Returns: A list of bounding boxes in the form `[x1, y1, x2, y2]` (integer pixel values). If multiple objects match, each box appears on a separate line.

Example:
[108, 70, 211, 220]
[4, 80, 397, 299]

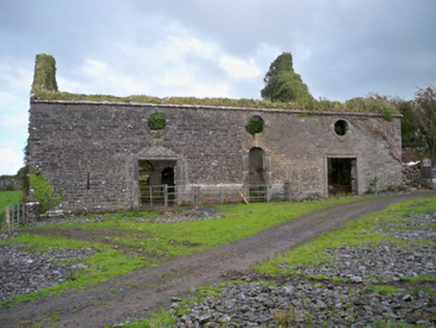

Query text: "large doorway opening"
[327, 158, 357, 197]
[248, 147, 266, 201]
[138, 159, 176, 204]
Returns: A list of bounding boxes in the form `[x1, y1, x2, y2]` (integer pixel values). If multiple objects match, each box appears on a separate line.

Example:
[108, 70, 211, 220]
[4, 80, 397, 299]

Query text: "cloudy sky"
[0, 0, 435, 175]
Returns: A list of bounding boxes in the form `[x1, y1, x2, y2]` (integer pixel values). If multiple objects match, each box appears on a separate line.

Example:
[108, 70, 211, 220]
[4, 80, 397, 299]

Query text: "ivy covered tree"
[261, 52, 313, 103]
[31, 54, 58, 93]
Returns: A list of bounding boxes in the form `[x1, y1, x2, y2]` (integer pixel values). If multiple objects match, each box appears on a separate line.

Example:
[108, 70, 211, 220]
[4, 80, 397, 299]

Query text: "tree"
[261, 52, 314, 103]
[415, 84, 436, 157]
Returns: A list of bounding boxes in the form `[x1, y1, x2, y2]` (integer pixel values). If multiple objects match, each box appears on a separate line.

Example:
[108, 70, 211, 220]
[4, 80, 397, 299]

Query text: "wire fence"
[139, 183, 291, 207]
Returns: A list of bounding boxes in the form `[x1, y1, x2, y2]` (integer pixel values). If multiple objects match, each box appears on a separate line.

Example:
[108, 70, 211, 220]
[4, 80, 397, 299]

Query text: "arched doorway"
[248, 147, 265, 185]
[248, 147, 266, 201]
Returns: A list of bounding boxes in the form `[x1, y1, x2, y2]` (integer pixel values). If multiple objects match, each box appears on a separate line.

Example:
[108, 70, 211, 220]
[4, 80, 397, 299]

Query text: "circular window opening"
[245, 116, 264, 135]
[334, 120, 348, 136]
[148, 113, 166, 131]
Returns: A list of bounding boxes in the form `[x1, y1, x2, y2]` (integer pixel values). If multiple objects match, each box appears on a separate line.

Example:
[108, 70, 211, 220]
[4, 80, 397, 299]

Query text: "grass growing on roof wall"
[33, 89, 399, 117]
[254, 197, 436, 278]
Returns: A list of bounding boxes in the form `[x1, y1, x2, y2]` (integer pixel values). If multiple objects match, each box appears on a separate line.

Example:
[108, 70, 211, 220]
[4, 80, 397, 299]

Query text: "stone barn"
[28, 96, 403, 213]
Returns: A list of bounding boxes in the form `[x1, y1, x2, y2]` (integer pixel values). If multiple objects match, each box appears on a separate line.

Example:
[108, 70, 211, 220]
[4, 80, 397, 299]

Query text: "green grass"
[124, 196, 436, 327]
[0, 190, 22, 213]
[369, 285, 399, 294]
[0, 190, 22, 230]
[254, 197, 436, 277]
[0, 196, 363, 307]
[32, 197, 362, 263]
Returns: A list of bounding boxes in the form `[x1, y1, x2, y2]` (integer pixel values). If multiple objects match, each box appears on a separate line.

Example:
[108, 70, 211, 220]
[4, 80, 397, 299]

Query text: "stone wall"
[0, 176, 22, 191]
[28, 99, 402, 213]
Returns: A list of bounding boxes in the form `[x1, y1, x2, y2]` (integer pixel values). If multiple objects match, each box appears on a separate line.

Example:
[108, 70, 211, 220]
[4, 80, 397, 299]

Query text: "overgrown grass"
[254, 197, 436, 277]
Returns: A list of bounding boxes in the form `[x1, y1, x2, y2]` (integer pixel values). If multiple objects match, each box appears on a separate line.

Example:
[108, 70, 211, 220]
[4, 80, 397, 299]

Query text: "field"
[0, 190, 22, 214]
[0, 190, 22, 230]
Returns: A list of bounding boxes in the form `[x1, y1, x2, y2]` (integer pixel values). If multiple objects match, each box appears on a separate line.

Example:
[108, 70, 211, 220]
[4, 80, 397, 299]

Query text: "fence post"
[5, 206, 10, 235]
[220, 187, 223, 204]
[266, 185, 270, 202]
[23, 201, 27, 225]
[17, 204, 21, 226]
[150, 186, 153, 206]
[164, 184, 168, 208]
[12, 205, 16, 230]
[284, 182, 291, 201]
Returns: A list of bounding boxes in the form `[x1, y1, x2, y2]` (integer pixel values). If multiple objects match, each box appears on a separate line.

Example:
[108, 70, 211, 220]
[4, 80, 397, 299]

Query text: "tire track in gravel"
[1, 191, 435, 327]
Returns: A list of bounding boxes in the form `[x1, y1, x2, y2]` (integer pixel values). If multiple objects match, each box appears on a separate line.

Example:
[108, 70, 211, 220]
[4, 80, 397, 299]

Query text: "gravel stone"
[171, 212, 436, 327]
[0, 244, 94, 302]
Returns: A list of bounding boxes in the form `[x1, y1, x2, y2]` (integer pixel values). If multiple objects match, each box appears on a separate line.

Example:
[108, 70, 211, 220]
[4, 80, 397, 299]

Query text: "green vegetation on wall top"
[32, 90, 399, 116]
[31, 54, 58, 93]
[30, 53, 399, 116]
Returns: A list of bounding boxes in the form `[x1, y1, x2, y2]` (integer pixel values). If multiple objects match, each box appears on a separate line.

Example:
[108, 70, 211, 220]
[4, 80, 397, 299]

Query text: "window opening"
[334, 120, 348, 136]
[245, 116, 264, 135]
[148, 113, 166, 131]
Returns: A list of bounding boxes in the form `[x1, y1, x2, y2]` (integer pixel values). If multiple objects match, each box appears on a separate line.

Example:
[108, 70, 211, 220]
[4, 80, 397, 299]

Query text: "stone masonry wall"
[0, 176, 22, 191]
[28, 100, 402, 213]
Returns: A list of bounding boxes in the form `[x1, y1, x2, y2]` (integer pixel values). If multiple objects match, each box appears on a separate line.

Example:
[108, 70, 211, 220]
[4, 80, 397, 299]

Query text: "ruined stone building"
[28, 97, 403, 213]
[27, 54, 402, 213]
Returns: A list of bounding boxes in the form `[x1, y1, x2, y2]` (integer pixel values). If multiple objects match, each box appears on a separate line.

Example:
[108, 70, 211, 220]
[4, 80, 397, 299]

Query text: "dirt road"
[1, 191, 435, 327]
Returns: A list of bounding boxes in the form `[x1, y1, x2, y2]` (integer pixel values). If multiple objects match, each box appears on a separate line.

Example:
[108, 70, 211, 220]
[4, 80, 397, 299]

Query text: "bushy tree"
[261, 52, 313, 103]
[391, 84, 436, 158]
[396, 100, 423, 148]
[415, 84, 436, 157]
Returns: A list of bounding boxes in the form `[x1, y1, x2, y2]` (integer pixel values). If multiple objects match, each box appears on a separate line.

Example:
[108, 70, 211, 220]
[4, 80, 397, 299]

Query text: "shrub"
[29, 173, 63, 214]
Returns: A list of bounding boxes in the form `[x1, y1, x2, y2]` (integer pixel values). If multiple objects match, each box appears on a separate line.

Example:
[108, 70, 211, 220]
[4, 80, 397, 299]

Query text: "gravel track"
[0, 191, 435, 327]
